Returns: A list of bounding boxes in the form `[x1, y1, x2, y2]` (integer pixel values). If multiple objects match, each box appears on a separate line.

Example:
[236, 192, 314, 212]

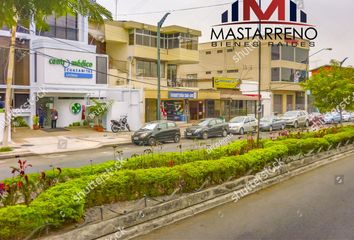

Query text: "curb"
[0, 141, 133, 161]
[100, 145, 354, 240]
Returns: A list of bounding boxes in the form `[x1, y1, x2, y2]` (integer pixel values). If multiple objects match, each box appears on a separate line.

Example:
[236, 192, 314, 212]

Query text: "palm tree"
[0, 0, 112, 146]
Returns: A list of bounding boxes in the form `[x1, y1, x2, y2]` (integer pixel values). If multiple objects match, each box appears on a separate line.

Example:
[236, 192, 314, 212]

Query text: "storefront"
[32, 39, 142, 130]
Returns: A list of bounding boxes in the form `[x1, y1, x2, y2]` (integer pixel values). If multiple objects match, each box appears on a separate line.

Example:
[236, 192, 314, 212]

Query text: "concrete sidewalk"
[6, 127, 133, 157]
[2, 123, 194, 158]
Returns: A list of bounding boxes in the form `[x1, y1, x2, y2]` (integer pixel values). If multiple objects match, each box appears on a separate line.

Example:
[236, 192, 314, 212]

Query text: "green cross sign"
[70, 103, 82, 115]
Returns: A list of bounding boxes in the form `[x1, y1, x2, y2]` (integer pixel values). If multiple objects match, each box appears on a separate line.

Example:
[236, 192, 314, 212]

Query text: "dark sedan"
[132, 121, 181, 146]
[260, 116, 286, 132]
[185, 118, 229, 140]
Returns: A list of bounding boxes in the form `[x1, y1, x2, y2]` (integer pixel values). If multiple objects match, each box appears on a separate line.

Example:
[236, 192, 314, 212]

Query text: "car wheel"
[202, 132, 208, 140]
[269, 126, 273, 132]
[305, 120, 309, 128]
[174, 135, 181, 143]
[222, 129, 228, 137]
[148, 137, 156, 146]
[294, 121, 299, 128]
[239, 128, 245, 135]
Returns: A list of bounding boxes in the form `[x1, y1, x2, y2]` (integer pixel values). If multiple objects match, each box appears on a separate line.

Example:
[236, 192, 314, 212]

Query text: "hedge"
[1, 127, 354, 239]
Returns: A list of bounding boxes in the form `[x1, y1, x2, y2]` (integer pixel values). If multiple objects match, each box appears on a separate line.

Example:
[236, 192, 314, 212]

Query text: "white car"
[228, 116, 257, 135]
[342, 111, 352, 122]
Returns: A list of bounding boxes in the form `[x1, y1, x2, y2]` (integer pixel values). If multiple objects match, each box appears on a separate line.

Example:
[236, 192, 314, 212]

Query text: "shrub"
[2, 128, 354, 239]
[0, 147, 12, 153]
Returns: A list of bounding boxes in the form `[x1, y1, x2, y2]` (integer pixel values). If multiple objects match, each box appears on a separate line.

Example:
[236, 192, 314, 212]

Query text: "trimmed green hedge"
[1, 127, 354, 239]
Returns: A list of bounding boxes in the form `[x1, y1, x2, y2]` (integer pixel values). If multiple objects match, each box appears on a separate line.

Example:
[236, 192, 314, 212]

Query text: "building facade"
[179, 38, 310, 118]
[90, 21, 209, 122]
[0, 15, 142, 136]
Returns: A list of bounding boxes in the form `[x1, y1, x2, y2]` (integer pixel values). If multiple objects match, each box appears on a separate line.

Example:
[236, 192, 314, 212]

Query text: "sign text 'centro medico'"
[168, 91, 197, 99]
[213, 77, 241, 89]
[49, 58, 94, 79]
[211, 0, 318, 48]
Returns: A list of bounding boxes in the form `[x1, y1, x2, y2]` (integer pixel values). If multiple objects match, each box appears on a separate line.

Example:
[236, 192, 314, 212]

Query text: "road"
[135, 153, 354, 240]
[0, 134, 261, 180]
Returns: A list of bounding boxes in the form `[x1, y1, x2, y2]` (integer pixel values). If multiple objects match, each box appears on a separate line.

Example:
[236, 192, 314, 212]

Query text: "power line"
[119, 2, 235, 16]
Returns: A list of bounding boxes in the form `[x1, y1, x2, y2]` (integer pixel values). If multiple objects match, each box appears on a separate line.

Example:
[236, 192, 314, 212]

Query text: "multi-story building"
[179, 38, 310, 119]
[0, 15, 142, 134]
[90, 21, 216, 122]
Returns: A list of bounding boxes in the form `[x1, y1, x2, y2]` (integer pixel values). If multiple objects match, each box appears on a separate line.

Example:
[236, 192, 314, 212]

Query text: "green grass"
[0, 147, 13, 153]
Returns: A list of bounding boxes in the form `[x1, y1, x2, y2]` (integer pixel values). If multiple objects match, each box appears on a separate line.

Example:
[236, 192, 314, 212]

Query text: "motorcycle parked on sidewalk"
[111, 115, 130, 133]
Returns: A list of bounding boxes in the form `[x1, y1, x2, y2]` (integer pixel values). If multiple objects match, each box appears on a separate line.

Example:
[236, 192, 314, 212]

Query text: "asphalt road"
[0, 133, 262, 180]
[135, 153, 354, 240]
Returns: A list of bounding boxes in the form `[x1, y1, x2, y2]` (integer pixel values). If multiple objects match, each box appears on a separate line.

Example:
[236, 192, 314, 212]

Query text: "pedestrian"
[38, 107, 45, 128]
[51, 108, 58, 129]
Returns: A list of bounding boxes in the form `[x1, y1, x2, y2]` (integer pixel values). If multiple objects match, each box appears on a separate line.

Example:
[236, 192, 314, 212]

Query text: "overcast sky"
[97, 0, 354, 69]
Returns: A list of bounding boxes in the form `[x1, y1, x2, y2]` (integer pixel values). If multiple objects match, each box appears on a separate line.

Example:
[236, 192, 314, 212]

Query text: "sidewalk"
[2, 123, 194, 158]
[7, 127, 133, 157]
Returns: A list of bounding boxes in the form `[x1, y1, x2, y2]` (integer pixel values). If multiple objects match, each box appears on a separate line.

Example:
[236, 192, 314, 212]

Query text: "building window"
[217, 50, 223, 53]
[136, 59, 165, 78]
[271, 46, 280, 60]
[206, 51, 211, 55]
[281, 68, 294, 82]
[295, 48, 309, 63]
[227, 69, 238, 73]
[14, 94, 30, 109]
[206, 71, 211, 75]
[184, 79, 198, 88]
[281, 46, 295, 61]
[227, 49, 233, 52]
[131, 30, 198, 50]
[96, 56, 107, 84]
[271, 68, 280, 81]
[217, 70, 223, 74]
[38, 14, 78, 41]
[0, 37, 30, 86]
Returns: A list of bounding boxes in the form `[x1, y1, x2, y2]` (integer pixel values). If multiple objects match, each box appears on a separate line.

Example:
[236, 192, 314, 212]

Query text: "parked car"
[132, 121, 181, 146]
[229, 116, 257, 135]
[342, 111, 352, 122]
[323, 112, 342, 124]
[260, 116, 286, 132]
[309, 112, 324, 126]
[185, 118, 229, 139]
[280, 110, 309, 128]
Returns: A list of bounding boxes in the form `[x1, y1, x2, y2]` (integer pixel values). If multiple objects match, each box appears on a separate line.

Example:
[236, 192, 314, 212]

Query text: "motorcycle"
[111, 115, 130, 133]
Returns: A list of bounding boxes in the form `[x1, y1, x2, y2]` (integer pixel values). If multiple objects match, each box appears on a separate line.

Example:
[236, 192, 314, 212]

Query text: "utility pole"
[157, 13, 170, 121]
[256, 0, 262, 147]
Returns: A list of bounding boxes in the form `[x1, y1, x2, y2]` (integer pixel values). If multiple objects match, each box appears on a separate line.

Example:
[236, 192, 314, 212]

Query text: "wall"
[54, 98, 86, 128]
[106, 89, 142, 131]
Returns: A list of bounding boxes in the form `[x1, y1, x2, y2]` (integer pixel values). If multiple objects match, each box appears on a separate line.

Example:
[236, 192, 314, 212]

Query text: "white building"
[0, 14, 142, 140]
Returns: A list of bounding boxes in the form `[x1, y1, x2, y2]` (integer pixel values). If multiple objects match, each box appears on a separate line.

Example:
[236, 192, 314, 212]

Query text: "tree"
[0, 0, 112, 146]
[302, 60, 354, 121]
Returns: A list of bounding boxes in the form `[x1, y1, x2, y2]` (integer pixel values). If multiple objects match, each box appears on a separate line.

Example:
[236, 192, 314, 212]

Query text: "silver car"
[280, 110, 309, 128]
[229, 116, 257, 135]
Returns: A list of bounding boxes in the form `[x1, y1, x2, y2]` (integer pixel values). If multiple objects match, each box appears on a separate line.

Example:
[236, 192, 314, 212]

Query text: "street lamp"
[303, 47, 332, 112]
[340, 57, 349, 67]
[157, 13, 170, 121]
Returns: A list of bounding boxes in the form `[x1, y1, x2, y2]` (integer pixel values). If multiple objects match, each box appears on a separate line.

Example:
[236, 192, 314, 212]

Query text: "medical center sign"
[49, 58, 94, 79]
[211, 0, 317, 47]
